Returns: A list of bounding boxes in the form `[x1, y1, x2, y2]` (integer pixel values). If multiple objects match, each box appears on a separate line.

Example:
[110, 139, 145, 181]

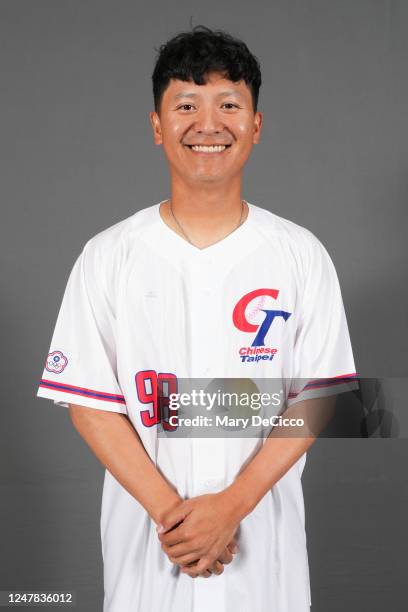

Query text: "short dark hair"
[152, 25, 262, 115]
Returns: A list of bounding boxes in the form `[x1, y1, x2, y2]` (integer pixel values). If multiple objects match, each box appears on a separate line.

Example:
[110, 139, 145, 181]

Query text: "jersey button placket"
[190, 256, 227, 612]
[190, 256, 218, 377]
[189, 256, 224, 494]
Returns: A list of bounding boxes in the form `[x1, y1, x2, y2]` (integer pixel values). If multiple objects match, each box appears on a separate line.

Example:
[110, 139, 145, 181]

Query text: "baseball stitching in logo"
[232, 288, 292, 363]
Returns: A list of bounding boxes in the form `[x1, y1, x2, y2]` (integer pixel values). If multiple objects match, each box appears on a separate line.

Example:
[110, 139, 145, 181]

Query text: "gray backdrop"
[1, 1, 407, 610]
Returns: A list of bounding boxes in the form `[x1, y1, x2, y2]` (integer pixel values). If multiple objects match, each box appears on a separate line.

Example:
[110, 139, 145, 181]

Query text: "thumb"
[156, 502, 190, 534]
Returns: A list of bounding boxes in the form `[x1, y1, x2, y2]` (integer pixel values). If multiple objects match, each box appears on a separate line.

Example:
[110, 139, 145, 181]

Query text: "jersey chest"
[114, 246, 301, 379]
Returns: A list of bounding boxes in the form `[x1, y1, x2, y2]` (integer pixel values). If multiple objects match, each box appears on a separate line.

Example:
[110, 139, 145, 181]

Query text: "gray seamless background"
[1, 1, 407, 611]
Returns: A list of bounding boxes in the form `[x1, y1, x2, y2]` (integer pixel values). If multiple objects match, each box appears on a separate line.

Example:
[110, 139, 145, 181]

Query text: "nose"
[193, 104, 225, 135]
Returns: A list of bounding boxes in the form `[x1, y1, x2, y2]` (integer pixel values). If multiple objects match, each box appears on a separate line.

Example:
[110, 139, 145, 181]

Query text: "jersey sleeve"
[287, 234, 359, 406]
[36, 239, 127, 413]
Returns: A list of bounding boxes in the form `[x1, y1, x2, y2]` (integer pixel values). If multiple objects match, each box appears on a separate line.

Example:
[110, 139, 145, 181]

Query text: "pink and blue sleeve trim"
[288, 373, 359, 399]
[38, 378, 126, 405]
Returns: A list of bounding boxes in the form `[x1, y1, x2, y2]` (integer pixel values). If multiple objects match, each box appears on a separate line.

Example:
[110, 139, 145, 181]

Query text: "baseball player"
[36, 26, 358, 612]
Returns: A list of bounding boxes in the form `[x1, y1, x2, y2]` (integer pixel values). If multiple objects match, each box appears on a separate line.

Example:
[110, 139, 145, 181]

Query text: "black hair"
[152, 25, 262, 114]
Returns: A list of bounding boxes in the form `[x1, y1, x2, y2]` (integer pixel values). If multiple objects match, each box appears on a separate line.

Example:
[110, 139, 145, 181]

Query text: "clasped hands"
[156, 491, 241, 579]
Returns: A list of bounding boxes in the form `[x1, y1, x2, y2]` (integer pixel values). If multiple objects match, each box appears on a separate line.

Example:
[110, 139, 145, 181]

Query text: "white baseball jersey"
[36, 200, 358, 612]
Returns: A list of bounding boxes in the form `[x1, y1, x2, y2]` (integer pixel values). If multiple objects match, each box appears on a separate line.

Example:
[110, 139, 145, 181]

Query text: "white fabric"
[37, 201, 358, 611]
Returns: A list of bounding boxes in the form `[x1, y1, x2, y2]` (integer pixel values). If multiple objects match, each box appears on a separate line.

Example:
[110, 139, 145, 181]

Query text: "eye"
[222, 103, 240, 109]
[176, 104, 195, 111]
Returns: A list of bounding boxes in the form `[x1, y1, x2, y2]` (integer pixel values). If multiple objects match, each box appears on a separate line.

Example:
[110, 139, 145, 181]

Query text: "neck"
[171, 181, 242, 213]
[159, 187, 248, 249]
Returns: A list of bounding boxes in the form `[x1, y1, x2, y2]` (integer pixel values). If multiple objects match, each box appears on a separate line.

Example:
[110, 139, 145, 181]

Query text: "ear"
[253, 111, 263, 144]
[149, 111, 163, 145]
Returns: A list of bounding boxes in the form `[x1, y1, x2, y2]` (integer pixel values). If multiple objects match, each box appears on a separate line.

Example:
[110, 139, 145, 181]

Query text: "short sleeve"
[288, 234, 359, 406]
[36, 240, 127, 413]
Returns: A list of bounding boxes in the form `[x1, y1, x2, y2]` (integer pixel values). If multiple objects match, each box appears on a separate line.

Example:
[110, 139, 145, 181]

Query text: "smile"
[184, 144, 232, 153]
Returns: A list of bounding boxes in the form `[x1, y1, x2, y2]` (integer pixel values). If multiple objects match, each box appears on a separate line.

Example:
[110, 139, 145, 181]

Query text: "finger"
[157, 503, 191, 534]
[161, 541, 199, 559]
[159, 524, 188, 546]
[167, 551, 201, 566]
[217, 548, 233, 565]
[194, 556, 214, 574]
[184, 560, 200, 568]
[180, 566, 199, 578]
[227, 538, 239, 554]
[210, 560, 224, 576]
[198, 569, 212, 578]
[180, 561, 212, 579]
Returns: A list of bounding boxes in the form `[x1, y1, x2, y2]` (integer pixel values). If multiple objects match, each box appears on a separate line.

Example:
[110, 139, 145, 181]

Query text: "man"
[37, 25, 358, 611]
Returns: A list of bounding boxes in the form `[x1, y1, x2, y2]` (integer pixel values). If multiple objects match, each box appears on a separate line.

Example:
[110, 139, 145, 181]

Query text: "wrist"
[148, 491, 183, 526]
[219, 480, 258, 523]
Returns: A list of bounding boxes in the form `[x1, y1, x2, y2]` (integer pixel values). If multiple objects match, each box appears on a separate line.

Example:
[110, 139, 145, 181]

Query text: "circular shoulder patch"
[45, 350, 68, 374]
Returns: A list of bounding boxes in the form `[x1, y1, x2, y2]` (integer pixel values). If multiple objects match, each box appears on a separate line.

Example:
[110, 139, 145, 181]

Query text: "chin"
[194, 176, 227, 185]
[190, 171, 230, 182]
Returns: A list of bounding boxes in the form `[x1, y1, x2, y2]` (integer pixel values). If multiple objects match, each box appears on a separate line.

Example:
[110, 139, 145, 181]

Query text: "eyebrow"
[173, 90, 244, 100]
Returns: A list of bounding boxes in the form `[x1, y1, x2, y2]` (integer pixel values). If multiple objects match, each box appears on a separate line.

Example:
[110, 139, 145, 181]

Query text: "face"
[149, 71, 263, 185]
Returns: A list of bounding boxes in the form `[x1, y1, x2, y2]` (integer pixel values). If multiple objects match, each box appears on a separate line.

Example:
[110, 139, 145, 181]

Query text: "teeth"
[191, 145, 227, 152]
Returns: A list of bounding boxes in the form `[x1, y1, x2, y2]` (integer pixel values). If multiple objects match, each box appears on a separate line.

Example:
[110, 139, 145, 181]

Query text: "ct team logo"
[232, 288, 292, 363]
[45, 350, 68, 374]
